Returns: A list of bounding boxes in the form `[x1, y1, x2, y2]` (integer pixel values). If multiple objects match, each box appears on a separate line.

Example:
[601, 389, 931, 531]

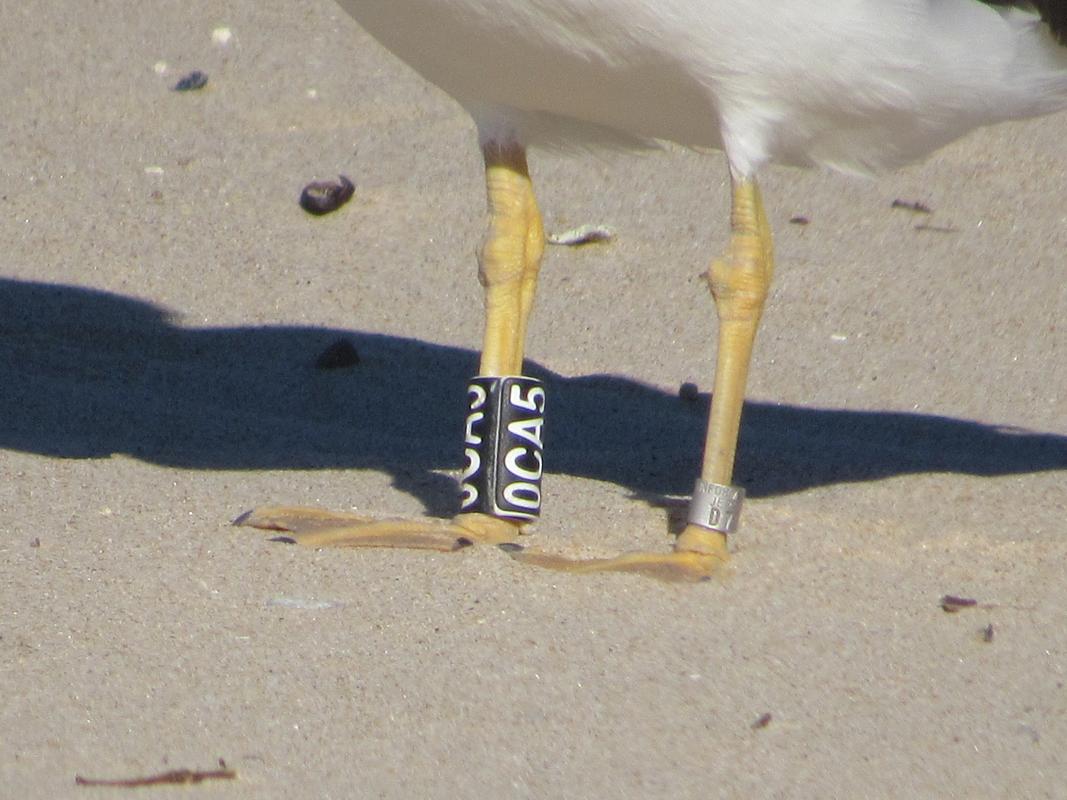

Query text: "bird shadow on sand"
[2, 277, 1065, 517]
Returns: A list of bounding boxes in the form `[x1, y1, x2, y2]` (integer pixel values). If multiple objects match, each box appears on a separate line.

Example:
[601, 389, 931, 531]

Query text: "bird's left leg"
[508, 174, 772, 581]
[235, 141, 543, 551]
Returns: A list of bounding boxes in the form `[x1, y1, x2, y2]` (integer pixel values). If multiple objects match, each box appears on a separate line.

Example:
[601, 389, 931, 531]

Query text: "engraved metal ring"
[687, 479, 745, 534]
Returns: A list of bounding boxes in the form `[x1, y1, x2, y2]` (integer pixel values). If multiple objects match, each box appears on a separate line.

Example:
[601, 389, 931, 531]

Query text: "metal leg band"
[460, 376, 545, 521]
[687, 479, 744, 534]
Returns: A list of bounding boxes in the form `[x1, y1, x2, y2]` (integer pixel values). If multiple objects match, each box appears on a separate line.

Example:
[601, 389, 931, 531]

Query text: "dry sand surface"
[2, 1, 1066, 798]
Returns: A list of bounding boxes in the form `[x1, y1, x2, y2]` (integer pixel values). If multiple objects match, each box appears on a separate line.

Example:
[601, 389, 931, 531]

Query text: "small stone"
[315, 339, 361, 370]
[300, 175, 355, 215]
[751, 712, 773, 730]
[172, 70, 208, 92]
[679, 382, 700, 402]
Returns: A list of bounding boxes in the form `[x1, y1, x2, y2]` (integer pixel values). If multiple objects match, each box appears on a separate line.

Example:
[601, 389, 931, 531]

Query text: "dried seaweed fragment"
[75, 761, 235, 788]
[891, 198, 932, 214]
[940, 595, 978, 613]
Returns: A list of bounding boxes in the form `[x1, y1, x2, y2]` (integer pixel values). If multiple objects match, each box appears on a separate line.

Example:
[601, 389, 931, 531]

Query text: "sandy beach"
[2, 1, 1066, 797]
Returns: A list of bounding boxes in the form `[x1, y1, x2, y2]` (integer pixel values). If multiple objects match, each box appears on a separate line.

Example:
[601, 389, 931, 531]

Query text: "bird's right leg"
[235, 141, 543, 551]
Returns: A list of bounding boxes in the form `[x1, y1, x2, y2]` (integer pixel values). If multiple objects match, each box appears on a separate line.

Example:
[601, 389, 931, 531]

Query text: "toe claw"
[231, 509, 254, 526]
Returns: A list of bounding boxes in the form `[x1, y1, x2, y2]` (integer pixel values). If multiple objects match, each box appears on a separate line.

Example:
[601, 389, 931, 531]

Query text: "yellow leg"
[455, 141, 545, 533]
[676, 176, 773, 557]
[476, 142, 544, 377]
[511, 176, 773, 581]
[236, 142, 544, 551]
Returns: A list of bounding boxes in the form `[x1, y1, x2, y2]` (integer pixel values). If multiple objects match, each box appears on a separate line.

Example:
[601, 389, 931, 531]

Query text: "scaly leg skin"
[236, 141, 543, 551]
[510, 175, 773, 581]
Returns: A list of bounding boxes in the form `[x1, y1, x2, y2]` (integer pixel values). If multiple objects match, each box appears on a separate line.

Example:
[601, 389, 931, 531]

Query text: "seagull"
[239, 1, 1067, 580]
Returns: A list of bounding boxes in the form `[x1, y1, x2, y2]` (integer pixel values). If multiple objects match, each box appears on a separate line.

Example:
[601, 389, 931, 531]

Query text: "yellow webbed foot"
[234, 508, 726, 583]
[234, 507, 519, 550]
[503, 524, 729, 583]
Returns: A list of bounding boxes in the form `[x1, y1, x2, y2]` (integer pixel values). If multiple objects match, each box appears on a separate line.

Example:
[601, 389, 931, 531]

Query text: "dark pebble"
[300, 175, 355, 215]
[679, 381, 700, 402]
[751, 712, 773, 729]
[172, 70, 208, 91]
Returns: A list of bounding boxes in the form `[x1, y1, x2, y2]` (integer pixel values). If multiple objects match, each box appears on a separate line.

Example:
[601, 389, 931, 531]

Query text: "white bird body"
[338, 0, 1067, 175]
